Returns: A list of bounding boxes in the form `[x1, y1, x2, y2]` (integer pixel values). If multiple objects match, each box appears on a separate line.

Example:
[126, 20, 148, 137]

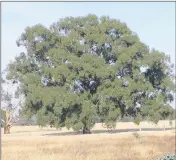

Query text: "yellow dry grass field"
[2, 120, 176, 160]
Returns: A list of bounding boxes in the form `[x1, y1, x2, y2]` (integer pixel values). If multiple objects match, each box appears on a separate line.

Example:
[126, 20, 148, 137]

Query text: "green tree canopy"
[6, 14, 175, 134]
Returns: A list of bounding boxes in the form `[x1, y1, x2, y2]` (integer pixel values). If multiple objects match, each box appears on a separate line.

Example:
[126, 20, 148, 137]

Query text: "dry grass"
[2, 120, 175, 160]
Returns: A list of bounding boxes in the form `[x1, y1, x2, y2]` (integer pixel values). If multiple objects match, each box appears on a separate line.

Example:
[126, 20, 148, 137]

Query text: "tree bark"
[4, 124, 10, 134]
[82, 126, 91, 134]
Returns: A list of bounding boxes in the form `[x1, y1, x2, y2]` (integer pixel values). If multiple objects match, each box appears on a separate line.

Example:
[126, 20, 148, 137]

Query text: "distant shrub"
[133, 117, 140, 126]
[169, 120, 173, 127]
[120, 116, 135, 122]
[132, 132, 140, 139]
[157, 153, 176, 160]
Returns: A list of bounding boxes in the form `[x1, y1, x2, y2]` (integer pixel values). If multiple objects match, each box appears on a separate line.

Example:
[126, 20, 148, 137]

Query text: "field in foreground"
[2, 121, 175, 160]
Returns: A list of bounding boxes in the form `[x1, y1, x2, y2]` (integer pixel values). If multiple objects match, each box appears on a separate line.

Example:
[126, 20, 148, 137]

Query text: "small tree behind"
[1, 74, 21, 134]
[1, 91, 17, 134]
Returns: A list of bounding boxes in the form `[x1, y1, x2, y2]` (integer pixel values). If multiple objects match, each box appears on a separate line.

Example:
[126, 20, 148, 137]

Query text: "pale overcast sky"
[1, 2, 175, 107]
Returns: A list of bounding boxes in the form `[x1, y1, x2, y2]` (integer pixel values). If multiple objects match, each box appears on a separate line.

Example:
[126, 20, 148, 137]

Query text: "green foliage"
[1, 109, 6, 120]
[6, 14, 175, 134]
[1, 109, 6, 127]
[157, 153, 176, 160]
[141, 102, 174, 124]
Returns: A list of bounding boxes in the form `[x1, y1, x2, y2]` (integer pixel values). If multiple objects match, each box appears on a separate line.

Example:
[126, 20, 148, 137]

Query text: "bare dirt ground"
[2, 120, 175, 160]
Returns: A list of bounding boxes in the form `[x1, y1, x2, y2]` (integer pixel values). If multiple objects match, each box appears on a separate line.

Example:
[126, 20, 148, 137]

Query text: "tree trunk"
[139, 127, 141, 132]
[4, 124, 10, 134]
[163, 124, 165, 131]
[82, 126, 91, 134]
[3, 110, 12, 134]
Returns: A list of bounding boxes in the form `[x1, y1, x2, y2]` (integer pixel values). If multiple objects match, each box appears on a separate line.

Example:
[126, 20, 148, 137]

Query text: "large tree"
[6, 14, 175, 134]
